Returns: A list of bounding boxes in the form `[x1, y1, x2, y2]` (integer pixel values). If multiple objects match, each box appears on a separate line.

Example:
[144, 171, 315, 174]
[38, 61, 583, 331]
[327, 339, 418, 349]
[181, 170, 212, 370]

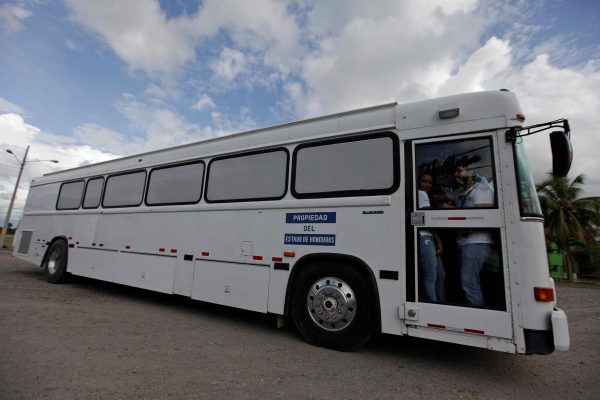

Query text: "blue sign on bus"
[285, 212, 336, 224]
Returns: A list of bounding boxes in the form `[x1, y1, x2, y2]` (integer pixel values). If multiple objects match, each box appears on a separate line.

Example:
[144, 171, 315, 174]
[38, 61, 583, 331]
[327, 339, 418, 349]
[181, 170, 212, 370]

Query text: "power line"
[0, 163, 20, 170]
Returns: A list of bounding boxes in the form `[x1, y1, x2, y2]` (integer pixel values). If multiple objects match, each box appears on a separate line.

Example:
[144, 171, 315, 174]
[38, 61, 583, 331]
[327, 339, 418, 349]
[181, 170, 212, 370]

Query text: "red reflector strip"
[464, 328, 485, 335]
[427, 323, 446, 329]
[448, 217, 466, 220]
[253, 255, 263, 261]
[272, 257, 283, 262]
[201, 251, 209, 257]
[170, 249, 177, 254]
[159, 248, 165, 253]
[534, 287, 555, 302]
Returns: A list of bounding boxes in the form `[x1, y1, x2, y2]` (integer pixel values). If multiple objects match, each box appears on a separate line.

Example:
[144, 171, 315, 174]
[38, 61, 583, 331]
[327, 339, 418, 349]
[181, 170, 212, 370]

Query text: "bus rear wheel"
[290, 262, 376, 351]
[43, 240, 69, 284]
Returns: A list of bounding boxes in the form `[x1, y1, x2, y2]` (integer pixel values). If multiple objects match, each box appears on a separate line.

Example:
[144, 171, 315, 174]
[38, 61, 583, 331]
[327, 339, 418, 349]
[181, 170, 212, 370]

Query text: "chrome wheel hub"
[307, 277, 356, 332]
[47, 249, 62, 275]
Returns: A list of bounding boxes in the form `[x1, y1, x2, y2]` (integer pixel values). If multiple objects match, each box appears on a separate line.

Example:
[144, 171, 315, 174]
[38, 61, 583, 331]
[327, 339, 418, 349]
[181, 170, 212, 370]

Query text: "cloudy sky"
[1, 0, 599, 225]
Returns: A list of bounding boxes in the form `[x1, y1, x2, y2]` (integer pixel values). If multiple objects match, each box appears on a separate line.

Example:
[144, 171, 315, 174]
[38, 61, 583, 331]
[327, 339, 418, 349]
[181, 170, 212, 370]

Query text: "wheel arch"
[284, 252, 382, 332]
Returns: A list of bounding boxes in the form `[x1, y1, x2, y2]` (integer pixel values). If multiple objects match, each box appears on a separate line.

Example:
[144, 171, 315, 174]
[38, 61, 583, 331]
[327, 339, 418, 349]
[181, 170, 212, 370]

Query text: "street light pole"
[0, 145, 29, 249]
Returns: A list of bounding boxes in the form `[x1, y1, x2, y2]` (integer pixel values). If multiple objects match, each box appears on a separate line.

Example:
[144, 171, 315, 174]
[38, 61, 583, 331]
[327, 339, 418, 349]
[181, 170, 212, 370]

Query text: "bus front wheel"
[290, 262, 376, 351]
[43, 240, 69, 284]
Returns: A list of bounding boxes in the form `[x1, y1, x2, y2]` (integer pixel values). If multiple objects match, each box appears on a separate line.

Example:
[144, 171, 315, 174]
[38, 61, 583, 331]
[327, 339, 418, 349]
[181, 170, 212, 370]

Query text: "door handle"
[411, 212, 425, 226]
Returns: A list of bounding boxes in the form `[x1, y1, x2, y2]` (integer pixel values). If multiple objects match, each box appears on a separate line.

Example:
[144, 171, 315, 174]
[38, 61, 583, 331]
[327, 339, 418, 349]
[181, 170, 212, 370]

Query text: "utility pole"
[1, 147, 59, 249]
[0, 146, 29, 249]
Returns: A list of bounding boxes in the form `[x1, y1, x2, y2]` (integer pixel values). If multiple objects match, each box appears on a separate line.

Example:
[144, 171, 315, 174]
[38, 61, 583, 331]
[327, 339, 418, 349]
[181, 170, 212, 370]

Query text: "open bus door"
[403, 133, 515, 351]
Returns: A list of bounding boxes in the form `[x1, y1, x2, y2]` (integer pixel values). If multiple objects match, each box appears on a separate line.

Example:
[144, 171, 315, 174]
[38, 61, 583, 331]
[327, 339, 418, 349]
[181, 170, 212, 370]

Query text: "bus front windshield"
[514, 139, 542, 217]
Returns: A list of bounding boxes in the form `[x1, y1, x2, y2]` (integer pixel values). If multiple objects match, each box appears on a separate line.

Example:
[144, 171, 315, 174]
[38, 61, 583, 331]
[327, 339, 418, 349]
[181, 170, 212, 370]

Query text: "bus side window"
[292, 133, 399, 198]
[146, 161, 205, 206]
[56, 180, 85, 210]
[82, 177, 104, 209]
[103, 171, 146, 208]
[205, 149, 288, 203]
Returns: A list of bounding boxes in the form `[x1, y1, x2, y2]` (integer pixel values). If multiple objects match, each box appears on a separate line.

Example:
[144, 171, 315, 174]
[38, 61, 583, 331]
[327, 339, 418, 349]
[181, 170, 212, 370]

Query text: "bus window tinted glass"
[415, 137, 497, 209]
[56, 180, 85, 210]
[103, 171, 146, 207]
[206, 150, 287, 202]
[294, 135, 396, 196]
[83, 177, 104, 209]
[146, 162, 205, 205]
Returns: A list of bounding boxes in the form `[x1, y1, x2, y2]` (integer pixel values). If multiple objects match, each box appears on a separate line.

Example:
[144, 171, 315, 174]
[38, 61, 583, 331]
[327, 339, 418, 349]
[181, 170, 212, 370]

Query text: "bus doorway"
[404, 133, 514, 346]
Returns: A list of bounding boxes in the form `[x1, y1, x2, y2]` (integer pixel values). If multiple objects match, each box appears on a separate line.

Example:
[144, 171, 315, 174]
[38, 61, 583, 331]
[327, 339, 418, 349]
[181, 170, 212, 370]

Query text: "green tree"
[537, 173, 600, 280]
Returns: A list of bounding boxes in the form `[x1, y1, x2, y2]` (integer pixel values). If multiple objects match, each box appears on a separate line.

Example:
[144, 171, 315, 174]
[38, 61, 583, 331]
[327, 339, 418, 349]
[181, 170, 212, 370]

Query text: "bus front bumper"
[551, 307, 570, 352]
[524, 307, 570, 355]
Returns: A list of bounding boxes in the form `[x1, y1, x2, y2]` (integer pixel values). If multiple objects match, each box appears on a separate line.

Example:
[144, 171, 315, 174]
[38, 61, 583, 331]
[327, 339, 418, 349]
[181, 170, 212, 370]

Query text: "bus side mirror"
[550, 131, 572, 177]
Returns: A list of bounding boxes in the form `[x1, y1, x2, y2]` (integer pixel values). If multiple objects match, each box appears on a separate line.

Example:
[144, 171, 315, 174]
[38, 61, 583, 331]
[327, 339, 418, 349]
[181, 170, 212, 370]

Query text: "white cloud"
[65, 0, 194, 75]
[438, 36, 512, 96]
[144, 83, 180, 100]
[291, 0, 486, 117]
[210, 48, 248, 82]
[0, 113, 117, 225]
[0, 97, 24, 114]
[306, 0, 479, 38]
[501, 55, 600, 196]
[65, 39, 79, 51]
[74, 123, 143, 155]
[211, 106, 257, 136]
[0, 113, 38, 147]
[116, 94, 217, 151]
[0, 3, 31, 34]
[191, 94, 216, 112]
[65, 0, 302, 78]
[185, 0, 302, 74]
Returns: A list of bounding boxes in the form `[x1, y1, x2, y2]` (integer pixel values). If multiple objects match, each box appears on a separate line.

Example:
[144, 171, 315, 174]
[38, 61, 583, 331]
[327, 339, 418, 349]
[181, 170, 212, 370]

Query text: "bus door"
[405, 134, 514, 343]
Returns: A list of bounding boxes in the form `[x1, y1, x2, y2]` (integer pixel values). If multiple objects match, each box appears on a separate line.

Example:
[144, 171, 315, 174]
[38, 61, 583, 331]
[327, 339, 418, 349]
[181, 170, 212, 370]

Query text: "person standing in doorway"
[450, 166, 494, 307]
[417, 173, 446, 303]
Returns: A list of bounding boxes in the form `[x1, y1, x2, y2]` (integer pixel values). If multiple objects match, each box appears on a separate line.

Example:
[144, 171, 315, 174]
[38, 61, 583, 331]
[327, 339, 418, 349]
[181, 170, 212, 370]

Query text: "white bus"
[12, 90, 571, 354]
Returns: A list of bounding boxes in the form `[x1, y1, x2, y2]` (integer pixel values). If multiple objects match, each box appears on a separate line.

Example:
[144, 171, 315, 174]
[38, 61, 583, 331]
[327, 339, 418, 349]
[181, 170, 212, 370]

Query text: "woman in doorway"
[418, 173, 446, 302]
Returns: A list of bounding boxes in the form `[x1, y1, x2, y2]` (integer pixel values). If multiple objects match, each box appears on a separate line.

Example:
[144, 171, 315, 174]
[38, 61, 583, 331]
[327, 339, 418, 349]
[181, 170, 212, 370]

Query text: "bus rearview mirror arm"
[506, 119, 572, 177]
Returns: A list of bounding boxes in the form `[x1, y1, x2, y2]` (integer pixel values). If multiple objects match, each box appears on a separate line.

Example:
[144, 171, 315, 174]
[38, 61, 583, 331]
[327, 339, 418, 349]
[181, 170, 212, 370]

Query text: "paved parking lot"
[1, 249, 599, 399]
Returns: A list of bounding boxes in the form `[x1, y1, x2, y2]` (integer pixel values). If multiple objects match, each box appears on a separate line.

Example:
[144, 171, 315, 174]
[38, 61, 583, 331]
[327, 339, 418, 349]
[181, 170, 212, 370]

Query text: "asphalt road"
[1, 249, 598, 400]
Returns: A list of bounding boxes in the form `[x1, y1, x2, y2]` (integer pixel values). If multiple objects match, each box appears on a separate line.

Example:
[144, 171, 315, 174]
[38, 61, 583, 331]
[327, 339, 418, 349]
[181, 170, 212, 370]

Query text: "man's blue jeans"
[459, 243, 492, 307]
[419, 235, 446, 302]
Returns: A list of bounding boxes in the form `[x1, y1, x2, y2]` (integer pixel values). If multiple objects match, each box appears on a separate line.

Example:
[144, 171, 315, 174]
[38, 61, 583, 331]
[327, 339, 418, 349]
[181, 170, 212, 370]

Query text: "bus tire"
[290, 261, 376, 351]
[43, 239, 69, 284]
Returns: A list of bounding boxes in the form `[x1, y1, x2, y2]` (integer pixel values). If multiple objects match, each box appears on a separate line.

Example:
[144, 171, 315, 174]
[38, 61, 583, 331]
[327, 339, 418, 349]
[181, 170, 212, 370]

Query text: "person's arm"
[418, 190, 430, 209]
[433, 231, 443, 256]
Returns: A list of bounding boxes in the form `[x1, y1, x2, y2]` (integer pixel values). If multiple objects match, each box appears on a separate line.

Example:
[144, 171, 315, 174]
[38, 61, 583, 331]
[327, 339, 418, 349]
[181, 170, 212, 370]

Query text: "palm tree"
[537, 173, 600, 280]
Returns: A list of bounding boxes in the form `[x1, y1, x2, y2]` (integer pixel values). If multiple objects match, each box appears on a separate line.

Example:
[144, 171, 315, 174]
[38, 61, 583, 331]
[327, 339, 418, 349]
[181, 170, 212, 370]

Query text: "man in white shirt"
[449, 166, 494, 307]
